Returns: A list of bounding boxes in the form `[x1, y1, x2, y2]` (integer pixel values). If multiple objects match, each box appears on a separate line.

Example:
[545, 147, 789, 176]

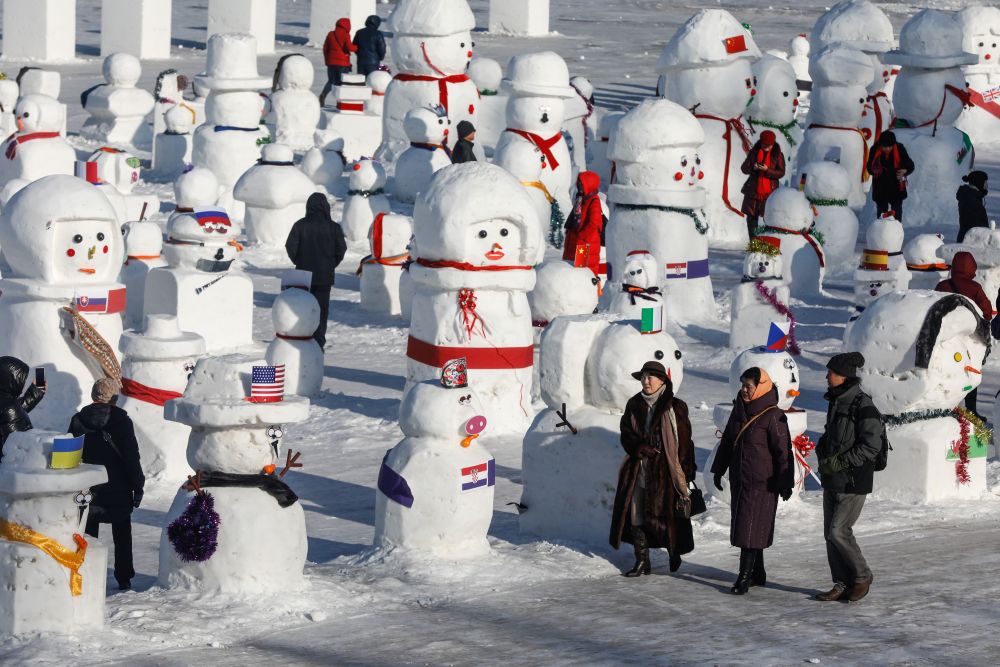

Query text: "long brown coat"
[711, 388, 794, 549]
[609, 389, 696, 554]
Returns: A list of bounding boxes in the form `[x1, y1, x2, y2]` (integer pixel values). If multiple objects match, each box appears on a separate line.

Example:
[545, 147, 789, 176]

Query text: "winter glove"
[132, 490, 144, 509]
[713, 473, 724, 492]
[638, 444, 659, 458]
[818, 456, 845, 475]
[779, 488, 793, 502]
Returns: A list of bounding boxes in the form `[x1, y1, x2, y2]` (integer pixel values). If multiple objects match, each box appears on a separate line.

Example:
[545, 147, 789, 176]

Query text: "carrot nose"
[460, 433, 479, 448]
[786, 389, 800, 397]
[965, 365, 981, 375]
[263, 464, 276, 474]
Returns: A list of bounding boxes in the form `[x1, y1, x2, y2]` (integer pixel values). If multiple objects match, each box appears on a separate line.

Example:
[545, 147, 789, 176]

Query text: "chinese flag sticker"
[574, 244, 590, 268]
[724, 35, 748, 54]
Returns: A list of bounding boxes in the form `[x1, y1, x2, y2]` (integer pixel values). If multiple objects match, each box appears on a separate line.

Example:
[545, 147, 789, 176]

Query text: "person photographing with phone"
[739, 130, 786, 240]
[0, 357, 47, 455]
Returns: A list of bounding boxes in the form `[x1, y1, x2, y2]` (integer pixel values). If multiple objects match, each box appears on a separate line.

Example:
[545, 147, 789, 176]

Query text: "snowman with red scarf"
[405, 163, 544, 434]
[0, 94, 75, 191]
[377, 0, 480, 165]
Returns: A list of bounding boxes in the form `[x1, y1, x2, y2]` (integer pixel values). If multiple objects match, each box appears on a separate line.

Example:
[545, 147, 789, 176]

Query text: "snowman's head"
[750, 55, 799, 124]
[369, 213, 413, 259]
[163, 209, 239, 272]
[743, 238, 783, 280]
[507, 96, 566, 135]
[810, 0, 894, 55]
[957, 6, 1000, 68]
[468, 57, 502, 94]
[164, 104, 195, 135]
[801, 160, 851, 202]
[502, 51, 576, 130]
[903, 234, 947, 271]
[389, 0, 475, 74]
[123, 220, 164, 259]
[14, 93, 62, 133]
[729, 348, 800, 410]
[763, 188, 813, 233]
[0, 175, 123, 284]
[403, 106, 450, 144]
[866, 213, 905, 253]
[87, 148, 141, 194]
[274, 54, 314, 91]
[789, 35, 810, 58]
[585, 322, 684, 410]
[663, 60, 756, 118]
[622, 251, 659, 289]
[852, 270, 900, 308]
[348, 158, 387, 191]
[272, 288, 320, 338]
[529, 260, 600, 324]
[891, 67, 968, 127]
[205, 89, 264, 128]
[398, 379, 487, 443]
[103, 53, 142, 87]
[809, 45, 873, 125]
[174, 166, 220, 208]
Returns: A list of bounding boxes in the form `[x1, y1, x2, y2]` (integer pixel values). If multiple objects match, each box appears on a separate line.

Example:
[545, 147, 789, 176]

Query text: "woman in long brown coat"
[740, 130, 786, 240]
[610, 360, 697, 577]
[712, 367, 794, 595]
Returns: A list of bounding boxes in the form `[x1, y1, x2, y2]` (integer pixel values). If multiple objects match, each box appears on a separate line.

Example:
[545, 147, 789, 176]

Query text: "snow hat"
[759, 130, 776, 146]
[502, 52, 576, 98]
[809, 43, 875, 87]
[119, 314, 206, 360]
[388, 0, 475, 36]
[904, 234, 948, 272]
[631, 360, 668, 383]
[570, 76, 594, 100]
[195, 33, 270, 91]
[468, 57, 502, 93]
[0, 430, 107, 496]
[810, 0, 894, 53]
[964, 171, 988, 190]
[92, 377, 122, 403]
[16, 67, 60, 98]
[656, 9, 761, 72]
[884, 10, 978, 69]
[827, 351, 864, 378]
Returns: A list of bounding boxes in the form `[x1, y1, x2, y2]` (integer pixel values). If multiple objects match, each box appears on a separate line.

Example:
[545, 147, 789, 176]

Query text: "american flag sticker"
[248, 365, 285, 403]
[460, 459, 495, 491]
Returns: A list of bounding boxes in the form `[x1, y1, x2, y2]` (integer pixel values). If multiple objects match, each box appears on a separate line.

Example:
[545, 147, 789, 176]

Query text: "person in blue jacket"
[353, 15, 387, 77]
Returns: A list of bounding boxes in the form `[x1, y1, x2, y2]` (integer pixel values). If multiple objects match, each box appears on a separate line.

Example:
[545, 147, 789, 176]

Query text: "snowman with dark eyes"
[954, 6, 1000, 153]
[730, 236, 792, 350]
[603, 250, 663, 319]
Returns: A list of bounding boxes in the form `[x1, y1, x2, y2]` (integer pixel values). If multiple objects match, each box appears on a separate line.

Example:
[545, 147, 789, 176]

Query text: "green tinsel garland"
[884, 407, 992, 444]
[616, 203, 709, 235]
[752, 118, 798, 147]
[807, 197, 849, 207]
[256, 136, 273, 147]
[758, 225, 825, 247]
[480, 89, 498, 96]
[549, 200, 565, 248]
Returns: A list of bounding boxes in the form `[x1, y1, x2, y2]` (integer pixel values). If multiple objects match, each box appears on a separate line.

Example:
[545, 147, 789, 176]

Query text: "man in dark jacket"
[285, 193, 348, 347]
[320, 18, 357, 106]
[0, 356, 45, 454]
[956, 170, 988, 243]
[451, 121, 477, 164]
[866, 131, 915, 221]
[70, 378, 145, 591]
[353, 15, 387, 77]
[815, 352, 882, 603]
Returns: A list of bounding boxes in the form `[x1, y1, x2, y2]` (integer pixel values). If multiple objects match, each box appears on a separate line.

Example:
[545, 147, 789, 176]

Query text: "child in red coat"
[562, 171, 606, 276]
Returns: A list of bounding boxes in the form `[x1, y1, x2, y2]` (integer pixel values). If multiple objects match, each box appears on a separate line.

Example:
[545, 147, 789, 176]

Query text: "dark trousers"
[965, 387, 978, 415]
[320, 65, 349, 106]
[822, 490, 871, 585]
[746, 215, 759, 239]
[358, 62, 380, 77]
[311, 284, 331, 347]
[875, 197, 903, 221]
[86, 512, 134, 585]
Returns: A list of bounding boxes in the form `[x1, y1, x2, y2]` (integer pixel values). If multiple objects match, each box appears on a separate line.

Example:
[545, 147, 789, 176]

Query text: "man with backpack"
[815, 351, 885, 603]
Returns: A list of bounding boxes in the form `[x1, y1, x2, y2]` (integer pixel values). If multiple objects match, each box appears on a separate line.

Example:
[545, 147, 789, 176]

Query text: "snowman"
[366, 70, 392, 116]
[392, 106, 454, 204]
[846, 290, 990, 503]
[359, 213, 414, 316]
[467, 57, 507, 156]
[797, 44, 873, 210]
[0, 94, 75, 191]
[152, 104, 196, 181]
[884, 10, 978, 228]
[234, 143, 316, 249]
[300, 128, 347, 195]
[378, 0, 479, 163]
[375, 360, 495, 557]
[0, 176, 126, 430]
[590, 111, 624, 189]
[342, 158, 392, 247]
[904, 233, 949, 290]
[657, 9, 760, 249]
[605, 98, 715, 323]
[602, 250, 663, 320]
[564, 75, 598, 175]
[322, 73, 382, 162]
[757, 187, 825, 298]
[266, 279, 323, 397]
[144, 203, 253, 353]
[159, 354, 310, 592]
[0, 430, 108, 634]
[494, 51, 577, 220]
[406, 163, 544, 434]
[119, 315, 205, 483]
[954, 6, 1000, 148]
[788, 34, 811, 107]
[267, 54, 320, 152]
[153, 69, 204, 139]
[810, 0, 896, 149]
[748, 54, 802, 178]
[168, 166, 223, 228]
[847, 212, 911, 328]
[730, 236, 793, 351]
[84, 147, 158, 222]
[192, 33, 271, 219]
[705, 324, 810, 502]
[120, 221, 168, 331]
[0, 77, 19, 138]
[16, 68, 67, 136]
[521, 317, 685, 545]
[80, 53, 155, 149]
[799, 160, 858, 269]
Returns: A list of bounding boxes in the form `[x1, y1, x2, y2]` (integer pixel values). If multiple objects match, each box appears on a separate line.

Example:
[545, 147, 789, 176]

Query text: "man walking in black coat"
[70, 378, 145, 590]
[815, 352, 882, 603]
[353, 15, 387, 77]
[866, 131, 915, 221]
[285, 193, 348, 347]
[0, 356, 45, 454]
[451, 120, 477, 164]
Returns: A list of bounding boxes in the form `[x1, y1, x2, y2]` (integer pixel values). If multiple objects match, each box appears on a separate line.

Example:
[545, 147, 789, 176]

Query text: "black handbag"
[675, 482, 707, 519]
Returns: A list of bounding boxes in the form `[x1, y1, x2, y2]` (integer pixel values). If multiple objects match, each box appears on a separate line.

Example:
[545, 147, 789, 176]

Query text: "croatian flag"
[665, 262, 688, 279]
[75, 288, 126, 314]
[249, 365, 285, 403]
[461, 459, 496, 491]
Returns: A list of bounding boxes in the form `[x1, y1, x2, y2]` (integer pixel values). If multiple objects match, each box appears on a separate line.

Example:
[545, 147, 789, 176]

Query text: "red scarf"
[121, 377, 182, 407]
[4, 131, 60, 160]
[754, 147, 776, 199]
[695, 114, 753, 215]
[870, 144, 900, 181]
[505, 128, 563, 170]
[415, 258, 532, 272]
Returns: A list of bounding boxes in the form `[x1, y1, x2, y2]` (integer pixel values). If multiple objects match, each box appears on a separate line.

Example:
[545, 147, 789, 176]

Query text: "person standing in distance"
[450, 121, 478, 164]
[320, 18, 358, 107]
[285, 193, 348, 348]
[866, 131, 914, 221]
[353, 15, 387, 78]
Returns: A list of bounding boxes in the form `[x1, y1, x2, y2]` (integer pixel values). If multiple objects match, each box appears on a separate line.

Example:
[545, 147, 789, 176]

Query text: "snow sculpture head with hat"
[502, 51, 577, 150]
[529, 260, 599, 327]
[588, 323, 685, 411]
[956, 5, 1000, 73]
[749, 55, 800, 136]
[390, 0, 475, 76]
[743, 236, 783, 281]
[811, 0, 894, 96]
[807, 44, 873, 128]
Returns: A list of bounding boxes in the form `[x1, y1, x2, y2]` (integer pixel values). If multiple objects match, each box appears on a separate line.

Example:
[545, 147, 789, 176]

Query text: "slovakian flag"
[74, 160, 101, 184]
[724, 34, 748, 54]
[75, 288, 126, 314]
[461, 459, 496, 491]
[193, 207, 232, 233]
[50, 435, 85, 469]
[249, 364, 285, 403]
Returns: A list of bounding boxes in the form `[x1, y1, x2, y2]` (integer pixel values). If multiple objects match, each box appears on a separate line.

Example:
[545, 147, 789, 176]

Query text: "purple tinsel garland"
[754, 280, 801, 356]
[167, 492, 221, 562]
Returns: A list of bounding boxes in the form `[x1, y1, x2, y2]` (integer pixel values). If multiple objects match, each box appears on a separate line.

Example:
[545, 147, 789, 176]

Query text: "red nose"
[467, 51, 473, 58]
[750, 88, 757, 96]
[792, 99, 799, 107]
[987, 54, 993, 60]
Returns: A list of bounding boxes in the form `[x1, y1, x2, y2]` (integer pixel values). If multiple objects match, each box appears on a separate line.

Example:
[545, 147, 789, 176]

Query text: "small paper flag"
[724, 34, 748, 54]
[640, 305, 663, 334]
[765, 321, 789, 352]
[50, 435, 85, 469]
[573, 244, 590, 268]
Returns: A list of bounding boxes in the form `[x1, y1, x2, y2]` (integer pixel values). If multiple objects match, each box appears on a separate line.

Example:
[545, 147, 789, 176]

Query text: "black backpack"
[850, 392, 891, 471]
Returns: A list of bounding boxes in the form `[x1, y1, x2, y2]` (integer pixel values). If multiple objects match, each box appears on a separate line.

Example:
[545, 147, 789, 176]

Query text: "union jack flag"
[983, 86, 1000, 103]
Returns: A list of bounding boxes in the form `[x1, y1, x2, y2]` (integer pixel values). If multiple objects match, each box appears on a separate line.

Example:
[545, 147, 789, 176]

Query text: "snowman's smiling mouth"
[485, 244, 504, 261]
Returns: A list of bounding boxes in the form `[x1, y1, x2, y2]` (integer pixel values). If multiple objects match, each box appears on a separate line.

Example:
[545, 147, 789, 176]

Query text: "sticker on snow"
[461, 459, 495, 491]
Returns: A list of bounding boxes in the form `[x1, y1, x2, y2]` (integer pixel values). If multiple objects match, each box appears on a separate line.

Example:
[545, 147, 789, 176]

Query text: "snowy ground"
[2, 1, 1000, 665]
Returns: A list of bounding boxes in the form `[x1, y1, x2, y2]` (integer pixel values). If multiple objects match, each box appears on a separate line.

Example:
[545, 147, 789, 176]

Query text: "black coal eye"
[764, 261, 769, 266]
[979, 42, 984, 47]
[695, 157, 701, 165]
[460, 42, 465, 48]
[859, 98, 865, 103]
[783, 91, 789, 97]
[472, 42, 476, 47]
[500, 228, 509, 237]
[97, 232, 105, 241]
[22, 112, 28, 118]
[591, 277, 599, 285]
[636, 268, 642, 274]
[654, 350, 664, 360]
[438, 119, 443, 124]
[674, 350, 682, 360]
[477, 230, 487, 238]
[681, 158, 688, 167]
[73, 234, 83, 243]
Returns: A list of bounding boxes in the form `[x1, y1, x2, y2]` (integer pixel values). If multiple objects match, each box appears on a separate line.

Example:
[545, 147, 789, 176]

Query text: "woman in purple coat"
[712, 367, 794, 595]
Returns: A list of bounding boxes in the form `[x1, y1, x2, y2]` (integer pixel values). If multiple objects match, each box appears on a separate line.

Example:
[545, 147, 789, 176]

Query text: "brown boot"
[847, 576, 873, 602]
[814, 583, 848, 601]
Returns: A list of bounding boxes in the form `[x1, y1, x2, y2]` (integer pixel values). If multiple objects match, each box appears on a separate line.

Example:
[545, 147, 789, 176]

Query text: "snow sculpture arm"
[767, 412, 794, 493]
[19, 383, 45, 414]
[837, 398, 882, 470]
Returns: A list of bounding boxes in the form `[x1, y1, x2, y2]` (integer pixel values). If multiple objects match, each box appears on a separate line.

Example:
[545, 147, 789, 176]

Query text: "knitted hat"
[827, 351, 865, 378]
[760, 130, 776, 146]
[456, 120, 475, 139]
[92, 377, 123, 403]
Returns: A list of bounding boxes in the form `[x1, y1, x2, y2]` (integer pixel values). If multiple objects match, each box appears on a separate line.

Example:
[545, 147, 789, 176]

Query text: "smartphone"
[35, 367, 44, 386]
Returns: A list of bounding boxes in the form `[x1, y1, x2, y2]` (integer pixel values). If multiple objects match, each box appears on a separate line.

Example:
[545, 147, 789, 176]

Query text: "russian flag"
[460, 459, 495, 491]
[194, 207, 232, 233]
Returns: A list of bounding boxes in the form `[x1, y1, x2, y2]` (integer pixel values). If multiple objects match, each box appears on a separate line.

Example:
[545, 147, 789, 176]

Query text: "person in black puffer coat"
[451, 120, 477, 164]
[0, 356, 45, 455]
[956, 170, 989, 243]
[285, 192, 348, 347]
[69, 378, 145, 590]
[353, 15, 387, 77]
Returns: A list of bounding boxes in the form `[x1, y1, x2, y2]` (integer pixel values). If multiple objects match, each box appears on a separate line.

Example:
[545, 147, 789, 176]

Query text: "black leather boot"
[751, 548, 766, 587]
[624, 528, 651, 577]
[731, 548, 756, 595]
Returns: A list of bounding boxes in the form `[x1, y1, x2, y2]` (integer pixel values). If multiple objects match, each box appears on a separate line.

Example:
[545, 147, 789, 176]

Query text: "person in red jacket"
[562, 171, 606, 276]
[320, 18, 358, 107]
[935, 250, 994, 417]
[740, 130, 786, 240]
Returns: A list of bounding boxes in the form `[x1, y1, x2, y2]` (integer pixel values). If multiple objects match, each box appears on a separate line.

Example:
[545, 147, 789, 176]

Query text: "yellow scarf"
[521, 180, 556, 204]
[0, 518, 89, 596]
